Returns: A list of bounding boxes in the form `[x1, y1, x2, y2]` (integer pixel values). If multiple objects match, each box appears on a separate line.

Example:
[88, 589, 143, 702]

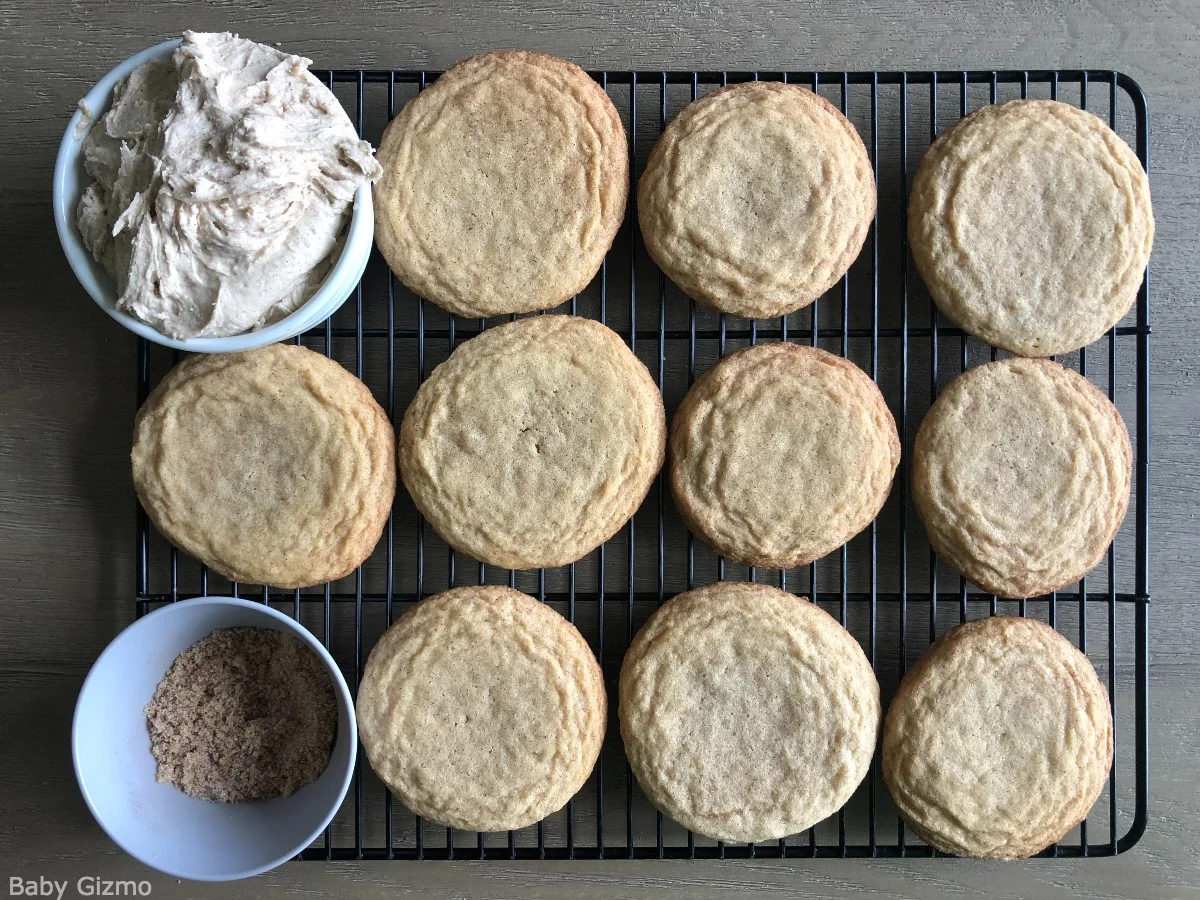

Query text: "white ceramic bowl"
[72, 597, 356, 881]
[52, 39, 373, 353]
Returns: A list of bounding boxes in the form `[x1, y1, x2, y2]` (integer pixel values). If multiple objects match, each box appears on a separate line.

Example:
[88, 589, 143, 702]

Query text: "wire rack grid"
[134, 67, 1150, 860]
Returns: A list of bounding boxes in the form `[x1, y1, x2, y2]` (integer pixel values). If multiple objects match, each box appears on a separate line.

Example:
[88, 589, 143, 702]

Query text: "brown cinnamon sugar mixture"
[145, 626, 337, 803]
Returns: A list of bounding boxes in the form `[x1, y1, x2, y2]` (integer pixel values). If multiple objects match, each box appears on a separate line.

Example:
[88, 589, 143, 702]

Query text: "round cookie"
[374, 50, 628, 318]
[356, 586, 606, 832]
[913, 357, 1131, 598]
[909, 99, 1154, 357]
[883, 616, 1113, 859]
[399, 315, 666, 569]
[670, 343, 900, 568]
[638, 81, 875, 319]
[619, 582, 880, 843]
[131, 344, 395, 589]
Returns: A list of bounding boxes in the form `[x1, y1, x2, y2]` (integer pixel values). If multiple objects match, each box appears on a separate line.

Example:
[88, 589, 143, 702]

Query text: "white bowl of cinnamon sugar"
[72, 597, 356, 881]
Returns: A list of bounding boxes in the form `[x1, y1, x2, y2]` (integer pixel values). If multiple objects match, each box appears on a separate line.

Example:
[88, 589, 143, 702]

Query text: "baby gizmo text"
[9, 877, 152, 899]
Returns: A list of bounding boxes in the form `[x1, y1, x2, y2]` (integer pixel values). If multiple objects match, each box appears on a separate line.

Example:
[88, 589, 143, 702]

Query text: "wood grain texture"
[2, 0, 1198, 896]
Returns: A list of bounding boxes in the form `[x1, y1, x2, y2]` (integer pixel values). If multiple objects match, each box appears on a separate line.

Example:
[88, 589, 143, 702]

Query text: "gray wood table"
[2, 1, 1197, 897]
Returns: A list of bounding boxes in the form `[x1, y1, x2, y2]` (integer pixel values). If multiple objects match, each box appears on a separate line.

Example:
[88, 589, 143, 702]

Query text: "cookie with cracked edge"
[670, 343, 900, 569]
[638, 81, 876, 319]
[374, 50, 628, 318]
[356, 585, 606, 832]
[619, 581, 881, 843]
[883, 616, 1113, 859]
[909, 99, 1153, 357]
[399, 315, 666, 569]
[131, 344, 395, 589]
[913, 357, 1131, 599]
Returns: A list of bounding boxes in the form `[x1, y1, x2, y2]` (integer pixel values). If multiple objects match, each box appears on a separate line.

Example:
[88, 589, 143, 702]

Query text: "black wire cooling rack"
[134, 68, 1150, 859]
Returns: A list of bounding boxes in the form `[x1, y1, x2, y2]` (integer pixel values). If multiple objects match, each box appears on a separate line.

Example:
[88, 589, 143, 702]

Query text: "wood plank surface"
[1, 1, 1198, 897]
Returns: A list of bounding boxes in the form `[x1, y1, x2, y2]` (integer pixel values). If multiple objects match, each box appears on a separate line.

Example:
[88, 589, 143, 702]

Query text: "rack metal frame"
[135, 67, 1150, 859]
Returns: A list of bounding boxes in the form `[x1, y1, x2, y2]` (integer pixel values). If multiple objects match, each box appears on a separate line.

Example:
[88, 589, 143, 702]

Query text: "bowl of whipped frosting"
[53, 32, 383, 352]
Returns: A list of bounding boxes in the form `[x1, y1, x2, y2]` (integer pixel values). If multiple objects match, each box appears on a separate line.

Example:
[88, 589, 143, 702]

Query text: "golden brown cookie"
[619, 582, 880, 843]
[374, 50, 628, 318]
[399, 315, 666, 569]
[638, 81, 875, 319]
[913, 357, 1131, 598]
[131, 345, 395, 589]
[909, 99, 1153, 357]
[883, 616, 1113, 859]
[356, 585, 606, 832]
[670, 343, 899, 568]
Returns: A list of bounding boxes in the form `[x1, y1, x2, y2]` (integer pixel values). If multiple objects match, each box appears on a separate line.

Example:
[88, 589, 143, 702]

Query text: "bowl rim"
[52, 38, 373, 353]
[71, 596, 357, 881]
